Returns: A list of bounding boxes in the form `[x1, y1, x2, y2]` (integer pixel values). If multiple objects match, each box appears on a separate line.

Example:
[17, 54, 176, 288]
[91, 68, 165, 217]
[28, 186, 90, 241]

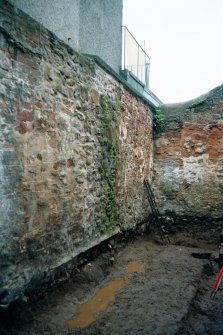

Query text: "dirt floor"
[1, 222, 223, 335]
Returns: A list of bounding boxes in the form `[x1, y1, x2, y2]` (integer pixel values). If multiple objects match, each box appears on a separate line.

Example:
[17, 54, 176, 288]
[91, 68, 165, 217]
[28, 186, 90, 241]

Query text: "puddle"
[65, 278, 125, 329]
[65, 261, 142, 329]
[125, 261, 142, 275]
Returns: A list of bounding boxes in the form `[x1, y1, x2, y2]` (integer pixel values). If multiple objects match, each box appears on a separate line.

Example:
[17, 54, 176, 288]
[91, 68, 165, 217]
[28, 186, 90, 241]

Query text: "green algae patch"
[98, 94, 121, 235]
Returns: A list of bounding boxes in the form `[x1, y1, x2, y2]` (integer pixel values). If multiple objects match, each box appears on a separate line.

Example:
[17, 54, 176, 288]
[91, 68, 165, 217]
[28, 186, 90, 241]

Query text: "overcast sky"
[123, 0, 223, 103]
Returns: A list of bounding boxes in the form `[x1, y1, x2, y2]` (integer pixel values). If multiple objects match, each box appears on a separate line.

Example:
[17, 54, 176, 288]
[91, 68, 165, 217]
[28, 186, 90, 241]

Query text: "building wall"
[0, 1, 152, 307]
[79, 0, 122, 72]
[9, 0, 80, 51]
[9, 0, 123, 72]
[153, 88, 223, 219]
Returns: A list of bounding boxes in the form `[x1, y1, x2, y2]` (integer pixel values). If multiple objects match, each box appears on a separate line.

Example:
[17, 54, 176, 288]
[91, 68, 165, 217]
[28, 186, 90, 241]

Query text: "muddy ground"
[1, 221, 223, 335]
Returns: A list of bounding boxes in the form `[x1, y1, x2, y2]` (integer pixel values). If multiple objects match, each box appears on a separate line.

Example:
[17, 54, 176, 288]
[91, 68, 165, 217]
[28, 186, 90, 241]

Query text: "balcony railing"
[122, 26, 150, 90]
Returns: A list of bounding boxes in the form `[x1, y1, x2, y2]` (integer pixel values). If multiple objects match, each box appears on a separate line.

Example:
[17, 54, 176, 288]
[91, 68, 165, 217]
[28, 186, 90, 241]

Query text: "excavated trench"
[0, 220, 223, 335]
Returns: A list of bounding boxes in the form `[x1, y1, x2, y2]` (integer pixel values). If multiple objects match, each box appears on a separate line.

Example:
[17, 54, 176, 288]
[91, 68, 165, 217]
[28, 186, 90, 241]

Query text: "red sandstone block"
[15, 122, 31, 134]
[17, 111, 33, 122]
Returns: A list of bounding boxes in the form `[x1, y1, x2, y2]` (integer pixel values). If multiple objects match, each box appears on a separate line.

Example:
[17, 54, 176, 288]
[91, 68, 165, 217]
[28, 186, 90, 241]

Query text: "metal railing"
[122, 26, 150, 90]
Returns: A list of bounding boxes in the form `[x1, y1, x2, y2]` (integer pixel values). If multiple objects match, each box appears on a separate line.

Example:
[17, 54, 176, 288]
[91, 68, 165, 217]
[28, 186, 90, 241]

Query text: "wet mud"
[1, 223, 223, 335]
[65, 261, 142, 329]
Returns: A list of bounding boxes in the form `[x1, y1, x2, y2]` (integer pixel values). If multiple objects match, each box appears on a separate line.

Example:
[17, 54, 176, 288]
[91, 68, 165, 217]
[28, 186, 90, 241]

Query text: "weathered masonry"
[154, 87, 223, 219]
[0, 1, 154, 307]
[1, 0, 223, 310]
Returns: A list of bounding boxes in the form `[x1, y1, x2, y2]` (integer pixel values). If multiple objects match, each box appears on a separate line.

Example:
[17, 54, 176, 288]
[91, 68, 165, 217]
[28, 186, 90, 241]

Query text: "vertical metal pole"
[145, 62, 149, 90]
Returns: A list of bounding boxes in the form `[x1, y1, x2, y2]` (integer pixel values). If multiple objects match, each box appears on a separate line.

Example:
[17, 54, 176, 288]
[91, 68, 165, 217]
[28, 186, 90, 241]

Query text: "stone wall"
[154, 86, 223, 219]
[0, 1, 153, 307]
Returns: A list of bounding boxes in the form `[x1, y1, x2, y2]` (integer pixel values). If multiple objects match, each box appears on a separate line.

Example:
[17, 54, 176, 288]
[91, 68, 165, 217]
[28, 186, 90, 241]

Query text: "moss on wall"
[153, 108, 166, 137]
[98, 94, 121, 234]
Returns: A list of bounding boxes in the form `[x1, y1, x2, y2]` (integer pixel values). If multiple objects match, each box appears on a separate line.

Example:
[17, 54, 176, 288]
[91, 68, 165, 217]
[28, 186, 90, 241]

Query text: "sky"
[123, 0, 223, 103]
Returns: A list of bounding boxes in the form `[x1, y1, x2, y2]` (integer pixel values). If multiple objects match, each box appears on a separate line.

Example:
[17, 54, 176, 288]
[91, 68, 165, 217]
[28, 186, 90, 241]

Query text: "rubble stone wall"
[154, 86, 223, 219]
[0, 2, 153, 307]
